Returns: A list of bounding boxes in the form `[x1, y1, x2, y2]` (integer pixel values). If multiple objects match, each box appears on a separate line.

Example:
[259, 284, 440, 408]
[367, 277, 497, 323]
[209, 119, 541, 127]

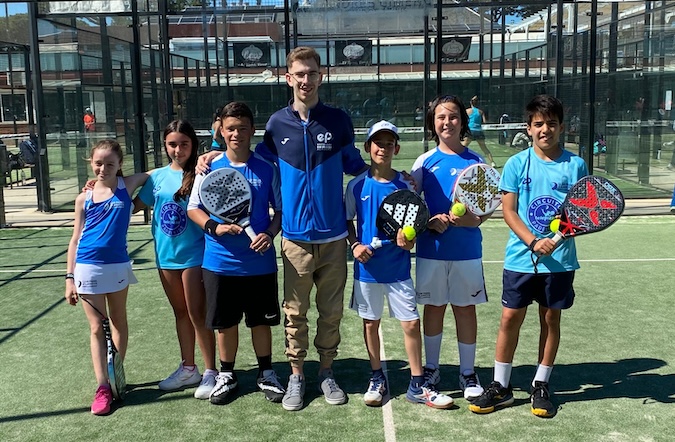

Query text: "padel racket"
[550, 175, 625, 244]
[532, 175, 624, 270]
[198, 167, 257, 242]
[451, 163, 502, 216]
[375, 189, 430, 240]
[81, 297, 126, 400]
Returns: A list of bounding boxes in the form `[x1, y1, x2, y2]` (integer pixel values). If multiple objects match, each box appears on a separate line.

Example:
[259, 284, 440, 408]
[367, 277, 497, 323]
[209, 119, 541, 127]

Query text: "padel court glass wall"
[2, 0, 675, 212]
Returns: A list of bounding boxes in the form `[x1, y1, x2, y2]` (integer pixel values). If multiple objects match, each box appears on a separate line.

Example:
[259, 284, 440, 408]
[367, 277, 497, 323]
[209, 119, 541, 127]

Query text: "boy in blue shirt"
[345, 120, 453, 409]
[187, 102, 285, 405]
[469, 95, 588, 418]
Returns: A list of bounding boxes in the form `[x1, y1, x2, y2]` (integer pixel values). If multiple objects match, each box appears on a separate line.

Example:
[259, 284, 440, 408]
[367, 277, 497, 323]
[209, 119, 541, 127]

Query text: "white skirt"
[73, 261, 138, 295]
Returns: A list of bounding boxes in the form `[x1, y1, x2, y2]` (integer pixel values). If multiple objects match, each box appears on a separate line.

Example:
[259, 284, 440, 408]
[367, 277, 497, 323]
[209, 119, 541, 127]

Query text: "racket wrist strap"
[528, 238, 540, 252]
[204, 219, 219, 236]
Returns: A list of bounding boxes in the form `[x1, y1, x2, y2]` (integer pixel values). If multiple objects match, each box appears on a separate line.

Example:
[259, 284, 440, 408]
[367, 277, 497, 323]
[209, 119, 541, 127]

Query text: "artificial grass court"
[1, 217, 674, 442]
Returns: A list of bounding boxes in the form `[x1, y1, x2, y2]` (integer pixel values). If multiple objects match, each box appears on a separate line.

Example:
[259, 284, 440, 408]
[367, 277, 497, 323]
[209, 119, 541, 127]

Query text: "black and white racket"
[81, 297, 126, 400]
[198, 167, 257, 242]
[375, 189, 430, 242]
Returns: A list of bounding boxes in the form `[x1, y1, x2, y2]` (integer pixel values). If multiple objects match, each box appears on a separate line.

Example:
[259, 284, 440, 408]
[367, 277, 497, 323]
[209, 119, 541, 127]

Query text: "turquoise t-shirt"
[137, 165, 204, 269]
[499, 148, 588, 273]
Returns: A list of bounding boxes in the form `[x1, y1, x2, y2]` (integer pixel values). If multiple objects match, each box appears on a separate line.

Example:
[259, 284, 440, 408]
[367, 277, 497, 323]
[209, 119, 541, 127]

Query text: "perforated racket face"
[453, 163, 502, 216]
[198, 167, 252, 224]
[558, 175, 625, 238]
[376, 189, 430, 239]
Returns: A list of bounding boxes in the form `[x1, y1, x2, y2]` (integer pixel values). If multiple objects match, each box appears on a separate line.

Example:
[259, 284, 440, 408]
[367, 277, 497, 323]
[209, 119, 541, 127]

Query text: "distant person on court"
[198, 47, 369, 411]
[465, 96, 496, 167]
[65, 139, 151, 415]
[187, 102, 286, 405]
[84, 108, 96, 132]
[410, 95, 490, 404]
[133, 120, 217, 400]
[469, 94, 588, 418]
[345, 120, 453, 409]
[670, 183, 675, 214]
[211, 107, 224, 151]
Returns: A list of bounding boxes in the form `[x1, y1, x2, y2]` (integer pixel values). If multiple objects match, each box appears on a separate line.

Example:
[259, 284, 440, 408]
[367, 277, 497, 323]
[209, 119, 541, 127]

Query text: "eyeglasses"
[289, 71, 321, 82]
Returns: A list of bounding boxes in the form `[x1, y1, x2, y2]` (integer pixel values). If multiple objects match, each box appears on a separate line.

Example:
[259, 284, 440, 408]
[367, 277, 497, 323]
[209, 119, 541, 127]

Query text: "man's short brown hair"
[286, 46, 321, 70]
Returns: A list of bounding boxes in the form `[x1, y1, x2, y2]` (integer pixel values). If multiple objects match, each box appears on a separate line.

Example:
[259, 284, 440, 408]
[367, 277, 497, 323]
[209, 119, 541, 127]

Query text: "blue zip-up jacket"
[255, 100, 366, 242]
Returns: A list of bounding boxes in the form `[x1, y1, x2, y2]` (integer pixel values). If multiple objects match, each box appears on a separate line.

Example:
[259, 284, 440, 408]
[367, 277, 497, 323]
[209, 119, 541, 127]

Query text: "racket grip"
[368, 237, 392, 250]
[244, 225, 257, 242]
[551, 231, 564, 245]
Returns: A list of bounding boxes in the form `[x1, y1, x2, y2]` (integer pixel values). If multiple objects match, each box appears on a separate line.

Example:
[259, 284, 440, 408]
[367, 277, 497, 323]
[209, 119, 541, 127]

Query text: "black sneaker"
[209, 372, 238, 405]
[468, 381, 514, 414]
[530, 381, 556, 418]
[257, 369, 285, 403]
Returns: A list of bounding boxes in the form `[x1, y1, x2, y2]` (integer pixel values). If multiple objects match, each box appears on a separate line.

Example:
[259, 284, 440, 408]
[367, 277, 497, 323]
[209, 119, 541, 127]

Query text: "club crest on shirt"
[160, 201, 187, 237]
[527, 196, 560, 234]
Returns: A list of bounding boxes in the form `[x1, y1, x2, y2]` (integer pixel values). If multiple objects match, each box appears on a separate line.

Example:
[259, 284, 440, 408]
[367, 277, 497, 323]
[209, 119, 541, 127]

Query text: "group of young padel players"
[66, 47, 587, 419]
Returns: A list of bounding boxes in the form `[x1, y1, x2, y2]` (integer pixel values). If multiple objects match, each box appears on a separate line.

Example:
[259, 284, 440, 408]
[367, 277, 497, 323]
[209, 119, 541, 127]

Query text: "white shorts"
[415, 258, 488, 307]
[74, 262, 138, 295]
[350, 279, 419, 322]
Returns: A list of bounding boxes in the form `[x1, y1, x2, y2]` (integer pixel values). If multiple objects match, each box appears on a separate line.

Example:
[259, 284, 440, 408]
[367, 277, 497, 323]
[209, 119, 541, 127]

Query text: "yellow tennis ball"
[452, 203, 467, 217]
[402, 225, 416, 241]
[550, 218, 560, 233]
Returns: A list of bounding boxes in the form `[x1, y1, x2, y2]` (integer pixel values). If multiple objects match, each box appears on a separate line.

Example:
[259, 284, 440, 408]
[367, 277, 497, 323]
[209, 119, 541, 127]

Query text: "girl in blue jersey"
[187, 102, 286, 406]
[65, 140, 150, 415]
[133, 120, 217, 399]
[346, 120, 453, 409]
[410, 95, 490, 403]
[465, 96, 496, 167]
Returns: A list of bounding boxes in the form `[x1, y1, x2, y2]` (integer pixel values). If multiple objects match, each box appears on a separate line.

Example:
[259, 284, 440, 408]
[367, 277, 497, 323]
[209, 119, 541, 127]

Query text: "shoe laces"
[463, 373, 479, 388]
[262, 371, 282, 388]
[323, 376, 340, 393]
[484, 382, 504, 399]
[369, 378, 385, 392]
[95, 386, 111, 401]
[166, 363, 192, 380]
[287, 377, 303, 395]
[533, 382, 550, 400]
[216, 372, 234, 385]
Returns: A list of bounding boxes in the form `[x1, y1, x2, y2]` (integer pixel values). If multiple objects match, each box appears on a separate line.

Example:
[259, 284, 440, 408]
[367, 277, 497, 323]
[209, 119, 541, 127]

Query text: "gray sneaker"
[282, 374, 305, 411]
[318, 369, 346, 405]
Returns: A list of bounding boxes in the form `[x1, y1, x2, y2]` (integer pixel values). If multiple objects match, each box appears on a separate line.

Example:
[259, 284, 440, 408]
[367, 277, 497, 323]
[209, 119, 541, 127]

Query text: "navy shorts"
[502, 270, 575, 310]
[203, 270, 281, 329]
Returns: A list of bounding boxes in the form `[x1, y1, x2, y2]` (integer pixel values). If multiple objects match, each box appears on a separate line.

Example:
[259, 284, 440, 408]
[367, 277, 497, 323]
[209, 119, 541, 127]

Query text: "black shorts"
[469, 130, 486, 141]
[502, 270, 575, 310]
[202, 270, 281, 329]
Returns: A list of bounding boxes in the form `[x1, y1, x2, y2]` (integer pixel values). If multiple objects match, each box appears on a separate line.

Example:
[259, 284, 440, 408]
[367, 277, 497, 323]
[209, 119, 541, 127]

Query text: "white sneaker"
[158, 361, 201, 391]
[459, 371, 484, 401]
[194, 369, 218, 399]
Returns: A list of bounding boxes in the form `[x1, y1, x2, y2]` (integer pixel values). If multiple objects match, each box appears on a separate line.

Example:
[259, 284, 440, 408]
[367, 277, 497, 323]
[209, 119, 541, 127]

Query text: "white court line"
[3, 257, 675, 274]
[378, 326, 397, 442]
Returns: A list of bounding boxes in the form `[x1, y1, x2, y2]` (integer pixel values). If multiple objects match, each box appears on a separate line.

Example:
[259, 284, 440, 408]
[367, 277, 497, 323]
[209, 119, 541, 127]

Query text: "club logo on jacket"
[316, 131, 333, 151]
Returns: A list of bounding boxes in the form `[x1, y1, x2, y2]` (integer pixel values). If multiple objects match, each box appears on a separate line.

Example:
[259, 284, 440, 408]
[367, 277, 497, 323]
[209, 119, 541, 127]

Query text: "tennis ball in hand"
[451, 203, 467, 217]
[549, 218, 560, 233]
[402, 225, 416, 241]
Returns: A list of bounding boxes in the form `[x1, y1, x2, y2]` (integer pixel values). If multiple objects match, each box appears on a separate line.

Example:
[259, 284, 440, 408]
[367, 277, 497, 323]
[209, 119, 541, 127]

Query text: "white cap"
[366, 120, 399, 142]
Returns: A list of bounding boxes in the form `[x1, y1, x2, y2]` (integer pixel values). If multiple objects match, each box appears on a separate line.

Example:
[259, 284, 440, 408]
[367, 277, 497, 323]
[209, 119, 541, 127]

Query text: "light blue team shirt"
[187, 152, 281, 276]
[76, 177, 133, 264]
[137, 166, 205, 269]
[499, 148, 588, 273]
[410, 147, 484, 261]
[345, 171, 412, 283]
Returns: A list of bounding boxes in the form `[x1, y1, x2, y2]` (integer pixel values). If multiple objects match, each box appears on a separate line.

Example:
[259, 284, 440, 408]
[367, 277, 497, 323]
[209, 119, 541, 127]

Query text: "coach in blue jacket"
[256, 47, 368, 411]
